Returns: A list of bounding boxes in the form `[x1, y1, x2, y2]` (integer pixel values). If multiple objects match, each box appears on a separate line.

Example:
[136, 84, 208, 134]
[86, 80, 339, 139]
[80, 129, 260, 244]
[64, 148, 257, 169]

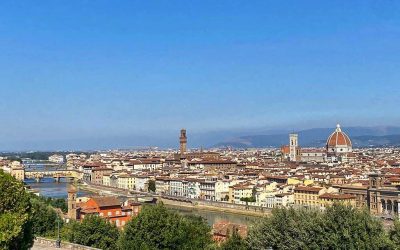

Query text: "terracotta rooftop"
[212, 221, 248, 238]
[294, 186, 323, 192]
[91, 196, 121, 208]
[319, 193, 356, 200]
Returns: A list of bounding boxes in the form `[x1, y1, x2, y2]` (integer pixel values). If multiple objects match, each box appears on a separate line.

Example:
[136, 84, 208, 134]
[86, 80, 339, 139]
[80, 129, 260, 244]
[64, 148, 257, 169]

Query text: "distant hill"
[214, 126, 400, 148]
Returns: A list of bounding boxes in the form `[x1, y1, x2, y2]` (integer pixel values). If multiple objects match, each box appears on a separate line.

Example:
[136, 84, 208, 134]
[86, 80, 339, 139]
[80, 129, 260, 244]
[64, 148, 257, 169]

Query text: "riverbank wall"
[34, 237, 100, 250]
[160, 197, 270, 217]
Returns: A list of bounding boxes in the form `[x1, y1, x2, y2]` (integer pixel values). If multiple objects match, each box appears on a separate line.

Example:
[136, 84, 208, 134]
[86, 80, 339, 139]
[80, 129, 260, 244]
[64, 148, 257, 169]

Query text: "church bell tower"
[179, 129, 187, 157]
[67, 185, 77, 220]
[289, 133, 299, 162]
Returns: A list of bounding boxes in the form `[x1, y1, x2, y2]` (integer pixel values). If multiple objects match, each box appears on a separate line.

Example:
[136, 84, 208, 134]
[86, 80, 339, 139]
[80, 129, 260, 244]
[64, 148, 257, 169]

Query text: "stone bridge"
[25, 170, 83, 182]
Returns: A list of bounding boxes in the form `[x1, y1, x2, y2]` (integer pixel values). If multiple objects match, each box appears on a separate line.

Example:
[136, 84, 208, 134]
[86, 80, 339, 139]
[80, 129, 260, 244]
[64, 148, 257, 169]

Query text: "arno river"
[26, 177, 258, 226]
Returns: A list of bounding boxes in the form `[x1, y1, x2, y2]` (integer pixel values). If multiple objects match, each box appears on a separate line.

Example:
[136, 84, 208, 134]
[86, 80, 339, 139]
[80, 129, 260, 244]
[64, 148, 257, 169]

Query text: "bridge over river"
[20, 159, 82, 182]
[24, 169, 82, 182]
[22, 159, 66, 169]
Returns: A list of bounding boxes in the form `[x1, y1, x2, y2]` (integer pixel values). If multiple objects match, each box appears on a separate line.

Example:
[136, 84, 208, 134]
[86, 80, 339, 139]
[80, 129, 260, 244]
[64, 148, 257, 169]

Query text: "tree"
[224, 195, 229, 201]
[251, 186, 257, 198]
[67, 215, 119, 250]
[240, 197, 256, 210]
[119, 203, 213, 250]
[148, 179, 156, 192]
[321, 204, 392, 249]
[30, 197, 62, 237]
[240, 197, 256, 203]
[0, 170, 34, 250]
[220, 228, 247, 250]
[246, 204, 392, 250]
[246, 206, 324, 249]
[389, 219, 400, 249]
[40, 197, 67, 213]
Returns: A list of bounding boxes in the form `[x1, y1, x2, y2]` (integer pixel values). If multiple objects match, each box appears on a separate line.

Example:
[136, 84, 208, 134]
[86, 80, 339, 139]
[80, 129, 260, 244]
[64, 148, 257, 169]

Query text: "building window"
[108, 211, 112, 216]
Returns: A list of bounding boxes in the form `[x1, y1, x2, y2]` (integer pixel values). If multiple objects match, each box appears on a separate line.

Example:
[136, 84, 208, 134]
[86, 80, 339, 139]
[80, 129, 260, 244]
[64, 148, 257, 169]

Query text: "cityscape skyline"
[3, 2, 400, 249]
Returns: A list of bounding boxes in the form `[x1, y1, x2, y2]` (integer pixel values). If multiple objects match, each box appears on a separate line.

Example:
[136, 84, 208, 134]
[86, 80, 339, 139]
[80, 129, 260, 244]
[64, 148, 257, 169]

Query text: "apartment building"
[91, 168, 113, 185]
[118, 174, 136, 190]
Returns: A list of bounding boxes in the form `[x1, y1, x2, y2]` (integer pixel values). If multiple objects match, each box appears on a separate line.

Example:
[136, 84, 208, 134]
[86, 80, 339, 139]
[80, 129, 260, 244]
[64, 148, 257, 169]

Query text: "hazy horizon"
[2, 124, 400, 152]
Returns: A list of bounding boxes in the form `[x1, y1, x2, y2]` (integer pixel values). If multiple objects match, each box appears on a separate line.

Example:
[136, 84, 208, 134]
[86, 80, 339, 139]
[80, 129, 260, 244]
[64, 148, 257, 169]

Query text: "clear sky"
[1, 0, 400, 150]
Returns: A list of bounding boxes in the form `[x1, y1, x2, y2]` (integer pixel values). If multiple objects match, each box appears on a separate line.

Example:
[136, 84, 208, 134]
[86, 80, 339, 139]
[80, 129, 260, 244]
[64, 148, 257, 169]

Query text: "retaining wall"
[34, 237, 101, 250]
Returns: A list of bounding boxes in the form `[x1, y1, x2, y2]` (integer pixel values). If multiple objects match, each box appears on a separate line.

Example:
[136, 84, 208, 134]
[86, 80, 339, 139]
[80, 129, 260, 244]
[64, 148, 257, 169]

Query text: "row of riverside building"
[4, 125, 400, 222]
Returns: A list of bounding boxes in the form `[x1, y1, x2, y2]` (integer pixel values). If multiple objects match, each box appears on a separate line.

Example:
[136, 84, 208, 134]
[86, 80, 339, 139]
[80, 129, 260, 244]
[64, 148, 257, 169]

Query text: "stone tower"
[289, 133, 298, 162]
[179, 129, 187, 156]
[67, 185, 77, 220]
[369, 173, 383, 189]
[368, 173, 384, 215]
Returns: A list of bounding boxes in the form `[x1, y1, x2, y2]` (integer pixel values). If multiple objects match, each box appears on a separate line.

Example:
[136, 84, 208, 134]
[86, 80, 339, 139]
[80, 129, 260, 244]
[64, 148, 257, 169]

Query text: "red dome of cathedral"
[326, 124, 352, 148]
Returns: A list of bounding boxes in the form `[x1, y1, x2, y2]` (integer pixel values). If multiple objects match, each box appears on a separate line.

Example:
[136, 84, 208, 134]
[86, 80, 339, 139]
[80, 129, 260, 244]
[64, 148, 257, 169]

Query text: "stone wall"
[34, 237, 101, 250]
[160, 196, 271, 215]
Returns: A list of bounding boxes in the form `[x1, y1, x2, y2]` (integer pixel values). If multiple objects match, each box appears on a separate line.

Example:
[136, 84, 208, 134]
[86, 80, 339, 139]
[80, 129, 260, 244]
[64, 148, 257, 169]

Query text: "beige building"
[215, 180, 230, 201]
[319, 193, 356, 209]
[11, 167, 25, 181]
[155, 177, 170, 195]
[231, 183, 254, 204]
[294, 186, 326, 207]
[118, 174, 136, 190]
[91, 168, 113, 185]
[102, 174, 111, 186]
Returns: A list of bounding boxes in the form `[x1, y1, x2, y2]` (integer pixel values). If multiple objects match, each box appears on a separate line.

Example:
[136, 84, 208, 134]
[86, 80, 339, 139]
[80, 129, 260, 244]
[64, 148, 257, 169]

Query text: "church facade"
[281, 124, 355, 163]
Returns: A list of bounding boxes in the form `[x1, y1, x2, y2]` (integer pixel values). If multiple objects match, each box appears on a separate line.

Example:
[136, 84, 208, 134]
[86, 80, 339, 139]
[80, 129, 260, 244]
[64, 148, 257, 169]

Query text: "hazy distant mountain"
[214, 126, 400, 148]
[3, 126, 400, 151]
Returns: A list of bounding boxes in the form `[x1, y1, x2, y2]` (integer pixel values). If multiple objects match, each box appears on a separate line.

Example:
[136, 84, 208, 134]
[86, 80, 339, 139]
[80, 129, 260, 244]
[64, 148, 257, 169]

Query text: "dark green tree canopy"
[220, 228, 247, 250]
[119, 203, 213, 250]
[0, 170, 34, 250]
[30, 197, 62, 237]
[148, 179, 156, 192]
[246, 204, 393, 250]
[66, 215, 119, 250]
[389, 219, 400, 248]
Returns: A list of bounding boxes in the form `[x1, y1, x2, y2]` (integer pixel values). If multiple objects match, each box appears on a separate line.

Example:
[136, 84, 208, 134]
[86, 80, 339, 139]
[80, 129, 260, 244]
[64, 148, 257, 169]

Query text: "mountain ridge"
[214, 126, 400, 148]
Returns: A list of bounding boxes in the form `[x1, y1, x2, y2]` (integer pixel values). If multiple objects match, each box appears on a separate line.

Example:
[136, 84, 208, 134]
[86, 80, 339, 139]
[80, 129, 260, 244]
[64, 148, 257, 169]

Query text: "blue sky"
[0, 0, 400, 150]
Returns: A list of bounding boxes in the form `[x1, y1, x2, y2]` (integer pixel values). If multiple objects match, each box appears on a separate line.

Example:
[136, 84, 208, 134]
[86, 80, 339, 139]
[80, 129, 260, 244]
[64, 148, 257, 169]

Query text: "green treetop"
[119, 203, 213, 250]
[0, 170, 34, 250]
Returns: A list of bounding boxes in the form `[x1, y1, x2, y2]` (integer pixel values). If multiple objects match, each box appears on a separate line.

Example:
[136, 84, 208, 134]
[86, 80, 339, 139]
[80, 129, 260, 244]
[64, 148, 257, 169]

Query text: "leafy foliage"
[321, 204, 391, 249]
[246, 204, 392, 250]
[148, 179, 156, 192]
[0, 170, 34, 250]
[119, 203, 213, 250]
[240, 197, 256, 203]
[37, 196, 68, 213]
[30, 197, 62, 237]
[220, 228, 247, 250]
[66, 215, 119, 250]
[389, 219, 400, 249]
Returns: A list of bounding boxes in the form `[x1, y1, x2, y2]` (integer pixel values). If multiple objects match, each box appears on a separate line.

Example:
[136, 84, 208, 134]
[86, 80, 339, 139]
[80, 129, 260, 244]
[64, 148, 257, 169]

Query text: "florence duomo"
[282, 124, 355, 164]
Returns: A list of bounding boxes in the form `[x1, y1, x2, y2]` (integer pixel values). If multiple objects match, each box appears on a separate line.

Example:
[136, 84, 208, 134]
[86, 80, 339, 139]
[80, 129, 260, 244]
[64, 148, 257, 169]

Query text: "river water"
[25, 177, 258, 226]
[25, 178, 96, 198]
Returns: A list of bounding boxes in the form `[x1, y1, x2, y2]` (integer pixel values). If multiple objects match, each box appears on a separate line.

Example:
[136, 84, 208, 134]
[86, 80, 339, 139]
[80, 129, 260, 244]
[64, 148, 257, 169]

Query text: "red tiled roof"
[319, 193, 356, 200]
[91, 197, 121, 208]
[326, 125, 352, 147]
[294, 186, 323, 192]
